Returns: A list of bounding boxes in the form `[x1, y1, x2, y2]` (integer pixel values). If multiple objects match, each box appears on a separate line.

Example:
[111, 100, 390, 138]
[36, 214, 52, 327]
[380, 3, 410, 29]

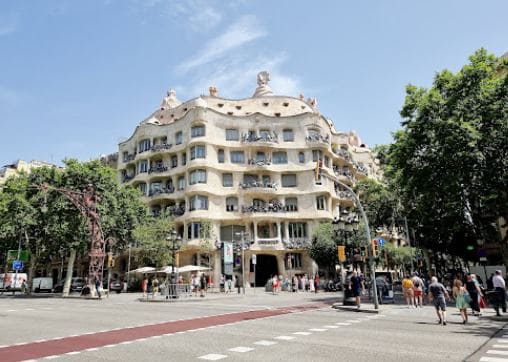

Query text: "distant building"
[0, 159, 59, 185]
[117, 71, 380, 286]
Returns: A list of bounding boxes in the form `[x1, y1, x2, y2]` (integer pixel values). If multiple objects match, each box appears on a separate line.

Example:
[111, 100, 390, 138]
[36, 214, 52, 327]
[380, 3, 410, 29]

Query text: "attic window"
[245, 112, 251, 115]
[160, 115, 164, 119]
[301, 106, 306, 110]
[160, 107, 164, 111]
[218, 103, 224, 108]
[171, 114, 174, 118]
[263, 102, 269, 107]
[183, 108, 188, 112]
[227, 112, 234, 115]
[274, 113, 281, 117]
[283, 102, 289, 107]
[235, 106, 242, 110]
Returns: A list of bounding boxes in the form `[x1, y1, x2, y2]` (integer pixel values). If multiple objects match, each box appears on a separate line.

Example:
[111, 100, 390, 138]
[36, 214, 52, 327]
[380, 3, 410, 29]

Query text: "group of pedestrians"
[401, 272, 425, 308]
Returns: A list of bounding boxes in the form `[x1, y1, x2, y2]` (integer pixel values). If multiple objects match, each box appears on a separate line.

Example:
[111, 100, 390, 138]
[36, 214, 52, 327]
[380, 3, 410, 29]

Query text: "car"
[109, 280, 123, 293]
[53, 277, 86, 293]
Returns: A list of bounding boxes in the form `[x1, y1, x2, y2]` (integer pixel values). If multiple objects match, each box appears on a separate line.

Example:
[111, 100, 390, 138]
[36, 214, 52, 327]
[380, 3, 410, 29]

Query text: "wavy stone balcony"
[247, 159, 272, 167]
[305, 134, 330, 147]
[282, 238, 312, 249]
[123, 154, 136, 163]
[122, 174, 135, 183]
[333, 148, 352, 162]
[239, 181, 278, 194]
[241, 133, 279, 146]
[148, 165, 169, 174]
[166, 206, 186, 217]
[148, 187, 175, 197]
[241, 202, 298, 213]
[150, 143, 173, 152]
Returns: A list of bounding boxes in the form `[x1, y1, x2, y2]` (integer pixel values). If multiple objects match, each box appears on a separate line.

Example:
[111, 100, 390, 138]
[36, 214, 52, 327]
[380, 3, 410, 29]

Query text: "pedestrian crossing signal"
[338, 245, 346, 262]
[371, 239, 379, 257]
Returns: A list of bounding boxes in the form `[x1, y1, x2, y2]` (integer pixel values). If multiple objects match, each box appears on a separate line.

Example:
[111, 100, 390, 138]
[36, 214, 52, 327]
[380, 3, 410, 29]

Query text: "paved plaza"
[0, 291, 507, 361]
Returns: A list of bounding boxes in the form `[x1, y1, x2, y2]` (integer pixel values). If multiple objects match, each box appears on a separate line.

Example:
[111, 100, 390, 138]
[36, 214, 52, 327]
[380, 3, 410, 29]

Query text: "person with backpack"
[412, 272, 424, 308]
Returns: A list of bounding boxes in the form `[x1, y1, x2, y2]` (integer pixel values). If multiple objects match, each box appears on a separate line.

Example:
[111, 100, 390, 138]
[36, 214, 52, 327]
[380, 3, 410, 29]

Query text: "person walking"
[412, 272, 424, 308]
[95, 277, 102, 299]
[200, 273, 207, 297]
[402, 275, 415, 308]
[141, 276, 148, 298]
[492, 270, 506, 316]
[152, 277, 159, 297]
[465, 274, 482, 316]
[428, 276, 450, 325]
[272, 275, 279, 295]
[349, 271, 364, 310]
[452, 279, 469, 324]
[314, 273, 320, 293]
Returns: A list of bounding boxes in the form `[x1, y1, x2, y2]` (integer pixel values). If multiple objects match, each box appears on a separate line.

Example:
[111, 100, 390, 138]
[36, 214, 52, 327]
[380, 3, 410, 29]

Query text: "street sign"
[378, 238, 385, 247]
[7, 250, 30, 262]
[12, 260, 24, 271]
[251, 254, 257, 265]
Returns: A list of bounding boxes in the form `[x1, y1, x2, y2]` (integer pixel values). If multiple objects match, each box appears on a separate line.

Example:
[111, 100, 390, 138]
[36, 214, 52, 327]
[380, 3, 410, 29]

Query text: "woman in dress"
[453, 279, 469, 324]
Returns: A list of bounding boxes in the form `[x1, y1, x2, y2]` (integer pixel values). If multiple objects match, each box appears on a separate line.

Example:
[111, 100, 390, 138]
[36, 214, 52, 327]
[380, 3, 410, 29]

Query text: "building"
[0, 159, 59, 185]
[117, 71, 379, 287]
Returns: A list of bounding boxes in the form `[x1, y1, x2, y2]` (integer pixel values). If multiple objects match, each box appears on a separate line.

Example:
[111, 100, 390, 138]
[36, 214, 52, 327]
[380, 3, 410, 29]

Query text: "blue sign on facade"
[378, 238, 385, 247]
[12, 260, 24, 270]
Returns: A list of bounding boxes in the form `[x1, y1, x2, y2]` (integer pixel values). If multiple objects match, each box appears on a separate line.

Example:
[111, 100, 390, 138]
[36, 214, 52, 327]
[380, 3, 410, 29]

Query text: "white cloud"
[177, 15, 266, 73]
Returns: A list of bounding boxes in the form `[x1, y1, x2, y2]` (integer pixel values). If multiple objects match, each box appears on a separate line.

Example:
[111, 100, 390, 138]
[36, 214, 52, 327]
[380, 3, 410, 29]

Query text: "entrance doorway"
[253, 254, 278, 287]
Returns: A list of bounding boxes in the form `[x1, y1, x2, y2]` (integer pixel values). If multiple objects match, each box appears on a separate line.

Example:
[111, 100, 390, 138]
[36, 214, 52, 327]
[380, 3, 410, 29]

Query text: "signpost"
[12, 260, 24, 271]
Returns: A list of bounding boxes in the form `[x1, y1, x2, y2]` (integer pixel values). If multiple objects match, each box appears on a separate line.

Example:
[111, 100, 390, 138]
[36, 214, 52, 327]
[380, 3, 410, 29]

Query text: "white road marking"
[228, 347, 254, 353]
[7, 309, 16, 312]
[323, 325, 339, 328]
[275, 335, 296, 340]
[86, 348, 99, 352]
[120, 341, 133, 345]
[254, 340, 277, 346]
[309, 328, 327, 332]
[497, 340, 508, 343]
[65, 351, 80, 355]
[336, 322, 351, 326]
[43, 356, 60, 360]
[346, 320, 361, 323]
[488, 350, 508, 356]
[25, 308, 35, 311]
[493, 345, 508, 349]
[103, 344, 116, 348]
[480, 357, 508, 361]
[151, 335, 162, 339]
[293, 332, 312, 335]
[198, 354, 228, 360]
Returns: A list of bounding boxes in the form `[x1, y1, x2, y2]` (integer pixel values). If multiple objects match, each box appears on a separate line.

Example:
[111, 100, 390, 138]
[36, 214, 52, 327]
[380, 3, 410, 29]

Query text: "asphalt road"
[0, 291, 506, 361]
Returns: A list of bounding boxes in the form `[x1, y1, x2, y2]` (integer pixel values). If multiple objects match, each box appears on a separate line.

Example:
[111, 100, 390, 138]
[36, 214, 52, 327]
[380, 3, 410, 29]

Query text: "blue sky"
[1, 0, 507, 167]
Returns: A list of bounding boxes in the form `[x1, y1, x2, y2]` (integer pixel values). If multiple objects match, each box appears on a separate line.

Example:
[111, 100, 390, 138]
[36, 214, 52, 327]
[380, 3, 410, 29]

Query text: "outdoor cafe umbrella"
[126, 267, 156, 274]
[177, 265, 211, 273]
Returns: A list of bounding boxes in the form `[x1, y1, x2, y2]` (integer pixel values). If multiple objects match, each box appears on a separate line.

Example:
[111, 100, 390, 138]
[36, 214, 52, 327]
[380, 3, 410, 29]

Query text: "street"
[0, 291, 506, 361]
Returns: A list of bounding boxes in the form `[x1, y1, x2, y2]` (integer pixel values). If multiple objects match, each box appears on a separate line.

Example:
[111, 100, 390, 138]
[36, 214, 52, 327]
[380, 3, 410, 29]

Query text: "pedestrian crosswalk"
[479, 329, 508, 361]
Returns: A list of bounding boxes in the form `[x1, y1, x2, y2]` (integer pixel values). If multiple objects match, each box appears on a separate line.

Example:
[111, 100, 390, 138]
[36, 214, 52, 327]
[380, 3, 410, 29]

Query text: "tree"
[386, 49, 508, 263]
[309, 222, 336, 273]
[132, 215, 175, 268]
[0, 159, 147, 293]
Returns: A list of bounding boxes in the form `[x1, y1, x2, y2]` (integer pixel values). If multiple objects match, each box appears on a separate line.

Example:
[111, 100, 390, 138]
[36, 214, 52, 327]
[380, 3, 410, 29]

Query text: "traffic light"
[337, 245, 346, 262]
[360, 246, 367, 257]
[371, 239, 379, 257]
[107, 254, 115, 268]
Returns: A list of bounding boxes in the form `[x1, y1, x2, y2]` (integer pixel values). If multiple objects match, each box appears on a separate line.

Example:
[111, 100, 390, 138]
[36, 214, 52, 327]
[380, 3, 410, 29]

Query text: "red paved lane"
[0, 302, 330, 361]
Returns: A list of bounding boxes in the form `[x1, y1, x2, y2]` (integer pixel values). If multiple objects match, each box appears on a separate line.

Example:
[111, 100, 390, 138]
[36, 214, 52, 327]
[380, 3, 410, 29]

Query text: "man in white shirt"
[492, 270, 506, 316]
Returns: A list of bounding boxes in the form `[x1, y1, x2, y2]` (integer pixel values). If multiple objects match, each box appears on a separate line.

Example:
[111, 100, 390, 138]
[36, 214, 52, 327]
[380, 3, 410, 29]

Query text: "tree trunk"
[62, 249, 76, 297]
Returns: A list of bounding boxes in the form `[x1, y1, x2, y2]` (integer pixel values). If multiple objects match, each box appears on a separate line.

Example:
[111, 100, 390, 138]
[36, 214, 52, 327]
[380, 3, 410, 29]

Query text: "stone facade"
[0, 160, 59, 185]
[117, 72, 378, 288]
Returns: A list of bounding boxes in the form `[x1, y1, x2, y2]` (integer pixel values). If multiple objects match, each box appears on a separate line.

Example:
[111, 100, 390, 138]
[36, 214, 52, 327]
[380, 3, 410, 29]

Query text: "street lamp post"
[167, 230, 181, 298]
[334, 180, 379, 310]
[235, 231, 249, 295]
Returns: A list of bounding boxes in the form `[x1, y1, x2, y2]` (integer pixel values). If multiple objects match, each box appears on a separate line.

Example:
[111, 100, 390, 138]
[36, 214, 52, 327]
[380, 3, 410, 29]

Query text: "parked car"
[53, 277, 86, 293]
[109, 280, 123, 293]
[32, 277, 53, 293]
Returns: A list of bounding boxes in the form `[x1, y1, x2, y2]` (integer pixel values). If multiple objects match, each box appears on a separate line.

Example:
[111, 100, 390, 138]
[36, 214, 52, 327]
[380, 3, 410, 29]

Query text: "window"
[226, 197, 238, 212]
[230, 151, 245, 164]
[253, 198, 265, 208]
[223, 173, 233, 187]
[190, 145, 206, 160]
[256, 152, 266, 162]
[285, 197, 298, 211]
[189, 195, 208, 211]
[272, 151, 288, 164]
[218, 149, 225, 163]
[189, 169, 207, 185]
[175, 131, 183, 145]
[316, 195, 326, 210]
[122, 151, 128, 162]
[226, 128, 239, 141]
[312, 150, 322, 162]
[285, 253, 302, 269]
[281, 174, 297, 187]
[308, 128, 320, 138]
[298, 152, 305, 163]
[138, 160, 148, 173]
[181, 152, 187, 166]
[177, 176, 185, 190]
[243, 174, 258, 184]
[220, 225, 245, 242]
[171, 155, 178, 168]
[259, 129, 270, 140]
[288, 222, 307, 238]
[191, 125, 205, 138]
[187, 222, 202, 239]
[138, 183, 147, 195]
[324, 156, 330, 168]
[138, 139, 151, 153]
[283, 129, 294, 142]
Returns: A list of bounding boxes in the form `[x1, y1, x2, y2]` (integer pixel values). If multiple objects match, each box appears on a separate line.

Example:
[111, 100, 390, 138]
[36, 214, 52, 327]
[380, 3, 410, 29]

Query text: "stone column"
[213, 250, 221, 291]
[253, 221, 258, 242]
[277, 253, 286, 278]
